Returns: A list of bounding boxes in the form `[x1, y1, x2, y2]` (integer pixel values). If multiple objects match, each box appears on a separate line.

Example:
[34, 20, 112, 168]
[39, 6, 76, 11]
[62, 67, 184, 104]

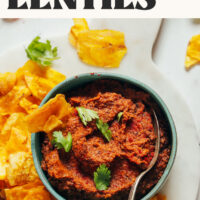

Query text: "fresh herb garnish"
[76, 107, 112, 141]
[94, 164, 111, 191]
[117, 112, 123, 122]
[96, 119, 112, 142]
[52, 131, 72, 152]
[25, 36, 59, 67]
[76, 107, 99, 126]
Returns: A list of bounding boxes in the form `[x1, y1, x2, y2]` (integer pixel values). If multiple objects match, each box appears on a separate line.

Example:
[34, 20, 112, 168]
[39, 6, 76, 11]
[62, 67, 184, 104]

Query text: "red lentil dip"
[41, 80, 171, 200]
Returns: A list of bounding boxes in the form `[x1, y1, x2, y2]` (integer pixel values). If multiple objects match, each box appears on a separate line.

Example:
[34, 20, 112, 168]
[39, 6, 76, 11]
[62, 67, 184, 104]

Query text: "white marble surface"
[153, 19, 200, 136]
[0, 19, 200, 199]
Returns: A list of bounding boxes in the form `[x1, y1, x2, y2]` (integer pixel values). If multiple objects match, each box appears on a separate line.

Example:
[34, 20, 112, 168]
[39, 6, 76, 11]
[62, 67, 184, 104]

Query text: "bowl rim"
[31, 72, 177, 200]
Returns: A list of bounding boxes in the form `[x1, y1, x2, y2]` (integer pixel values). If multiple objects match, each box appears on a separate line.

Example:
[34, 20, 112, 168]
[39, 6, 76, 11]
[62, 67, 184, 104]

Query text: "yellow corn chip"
[0, 115, 8, 133]
[0, 82, 31, 115]
[6, 127, 30, 154]
[0, 148, 8, 181]
[5, 178, 54, 200]
[151, 194, 167, 200]
[44, 68, 66, 85]
[185, 34, 200, 70]
[6, 152, 38, 187]
[43, 115, 63, 140]
[69, 19, 127, 68]
[19, 97, 38, 114]
[77, 30, 127, 68]
[69, 18, 89, 47]
[26, 94, 73, 134]
[0, 72, 16, 96]
[17, 60, 66, 85]
[0, 113, 25, 144]
[24, 73, 55, 101]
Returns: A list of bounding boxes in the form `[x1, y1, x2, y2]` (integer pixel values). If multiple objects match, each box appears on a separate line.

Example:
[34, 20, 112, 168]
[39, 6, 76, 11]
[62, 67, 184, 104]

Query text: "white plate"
[0, 19, 199, 200]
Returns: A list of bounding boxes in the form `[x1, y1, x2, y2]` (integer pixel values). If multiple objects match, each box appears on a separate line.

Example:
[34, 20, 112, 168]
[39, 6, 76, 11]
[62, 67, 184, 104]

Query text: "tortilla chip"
[5, 178, 54, 200]
[0, 148, 8, 181]
[19, 97, 38, 114]
[151, 194, 167, 200]
[69, 19, 127, 68]
[5, 127, 30, 154]
[77, 30, 127, 68]
[0, 82, 31, 115]
[24, 73, 55, 101]
[0, 115, 8, 133]
[6, 152, 38, 187]
[16, 60, 46, 80]
[17, 60, 66, 85]
[0, 114, 33, 188]
[0, 113, 27, 145]
[69, 18, 89, 47]
[0, 61, 66, 116]
[43, 115, 63, 140]
[185, 55, 199, 69]
[26, 94, 74, 134]
[185, 34, 200, 70]
[0, 73, 16, 96]
[44, 68, 66, 85]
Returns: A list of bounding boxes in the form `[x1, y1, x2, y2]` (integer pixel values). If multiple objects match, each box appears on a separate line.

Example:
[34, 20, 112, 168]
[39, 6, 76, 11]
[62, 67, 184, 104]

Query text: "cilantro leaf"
[96, 119, 112, 142]
[94, 164, 111, 191]
[52, 131, 72, 152]
[76, 107, 99, 126]
[25, 36, 59, 67]
[117, 112, 123, 122]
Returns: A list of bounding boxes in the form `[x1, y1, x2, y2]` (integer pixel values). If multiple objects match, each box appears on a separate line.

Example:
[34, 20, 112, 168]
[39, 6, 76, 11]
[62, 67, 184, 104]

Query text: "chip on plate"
[185, 34, 200, 70]
[69, 18, 89, 47]
[16, 60, 66, 84]
[69, 19, 127, 68]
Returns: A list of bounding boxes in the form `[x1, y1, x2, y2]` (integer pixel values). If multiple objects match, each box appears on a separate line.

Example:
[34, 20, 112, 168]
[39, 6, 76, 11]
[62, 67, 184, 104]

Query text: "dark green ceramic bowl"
[31, 73, 177, 200]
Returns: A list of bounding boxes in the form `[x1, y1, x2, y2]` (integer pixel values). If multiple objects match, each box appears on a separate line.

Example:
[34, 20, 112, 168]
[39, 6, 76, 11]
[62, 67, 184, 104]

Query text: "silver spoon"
[128, 109, 161, 200]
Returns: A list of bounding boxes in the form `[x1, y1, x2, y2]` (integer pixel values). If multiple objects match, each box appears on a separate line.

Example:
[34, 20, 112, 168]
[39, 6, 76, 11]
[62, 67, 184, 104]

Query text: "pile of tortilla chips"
[69, 19, 127, 68]
[0, 60, 65, 199]
[185, 34, 200, 70]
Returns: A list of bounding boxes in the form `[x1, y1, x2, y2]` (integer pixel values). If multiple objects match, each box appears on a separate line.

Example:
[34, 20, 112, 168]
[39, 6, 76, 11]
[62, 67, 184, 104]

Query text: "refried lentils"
[41, 80, 171, 200]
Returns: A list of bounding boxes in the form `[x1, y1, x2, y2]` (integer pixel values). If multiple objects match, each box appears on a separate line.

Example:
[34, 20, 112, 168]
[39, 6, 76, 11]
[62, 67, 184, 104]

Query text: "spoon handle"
[128, 109, 160, 200]
[128, 173, 144, 200]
